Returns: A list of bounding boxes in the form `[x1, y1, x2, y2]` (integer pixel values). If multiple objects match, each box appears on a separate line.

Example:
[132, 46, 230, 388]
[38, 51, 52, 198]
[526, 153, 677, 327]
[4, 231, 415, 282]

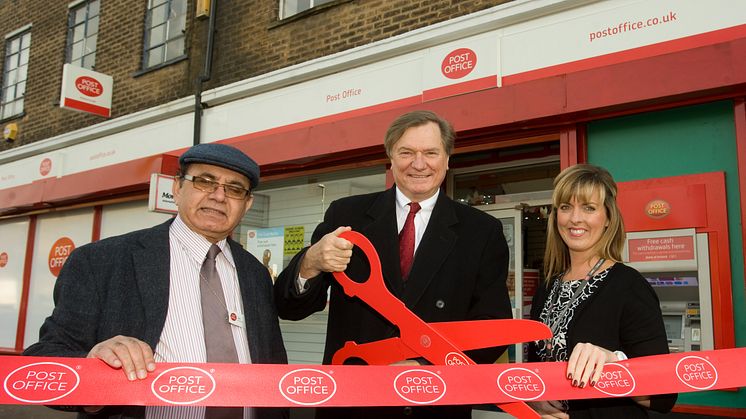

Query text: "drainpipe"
[193, 0, 218, 146]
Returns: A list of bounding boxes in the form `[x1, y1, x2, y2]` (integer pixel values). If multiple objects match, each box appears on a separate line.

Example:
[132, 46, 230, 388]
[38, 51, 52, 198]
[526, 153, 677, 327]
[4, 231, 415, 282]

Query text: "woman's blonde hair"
[543, 164, 625, 282]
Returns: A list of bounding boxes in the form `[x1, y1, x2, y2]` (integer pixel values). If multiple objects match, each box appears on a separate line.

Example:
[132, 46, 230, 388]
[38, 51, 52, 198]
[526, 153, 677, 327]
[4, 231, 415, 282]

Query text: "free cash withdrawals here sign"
[628, 236, 695, 262]
[60, 64, 113, 118]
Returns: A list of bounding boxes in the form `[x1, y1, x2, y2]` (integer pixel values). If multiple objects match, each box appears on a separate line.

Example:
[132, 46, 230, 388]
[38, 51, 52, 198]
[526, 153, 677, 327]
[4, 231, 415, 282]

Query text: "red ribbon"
[2, 348, 744, 407]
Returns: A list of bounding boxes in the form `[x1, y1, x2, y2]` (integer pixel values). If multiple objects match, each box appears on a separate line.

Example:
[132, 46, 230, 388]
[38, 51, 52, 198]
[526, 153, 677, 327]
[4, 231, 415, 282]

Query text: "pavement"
[0, 404, 724, 418]
[0, 406, 319, 418]
[0, 405, 76, 418]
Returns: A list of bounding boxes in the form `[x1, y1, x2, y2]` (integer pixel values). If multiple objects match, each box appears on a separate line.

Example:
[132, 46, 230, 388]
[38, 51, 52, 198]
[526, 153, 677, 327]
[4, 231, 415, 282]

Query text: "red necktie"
[399, 202, 421, 280]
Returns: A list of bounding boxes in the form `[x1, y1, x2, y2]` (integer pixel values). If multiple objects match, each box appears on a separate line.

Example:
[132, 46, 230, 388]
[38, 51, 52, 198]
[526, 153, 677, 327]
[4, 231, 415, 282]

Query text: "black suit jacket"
[529, 263, 677, 418]
[274, 187, 512, 419]
[24, 219, 288, 419]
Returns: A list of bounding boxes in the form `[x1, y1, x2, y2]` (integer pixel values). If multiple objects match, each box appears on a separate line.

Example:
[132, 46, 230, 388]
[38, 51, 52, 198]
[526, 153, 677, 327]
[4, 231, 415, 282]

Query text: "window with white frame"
[280, 0, 336, 19]
[1, 30, 31, 120]
[66, 0, 100, 69]
[235, 167, 387, 365]
[143, 0, 187, 69]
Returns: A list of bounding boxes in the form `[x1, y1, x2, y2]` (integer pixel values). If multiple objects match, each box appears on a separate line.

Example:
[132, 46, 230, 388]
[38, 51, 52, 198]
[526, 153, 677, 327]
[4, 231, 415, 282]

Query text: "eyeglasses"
[182, 174, 251, 200]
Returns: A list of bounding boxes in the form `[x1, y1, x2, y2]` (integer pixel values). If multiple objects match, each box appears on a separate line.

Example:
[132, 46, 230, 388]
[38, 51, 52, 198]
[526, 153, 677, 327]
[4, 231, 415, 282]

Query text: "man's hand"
[299, 226, 353, 278]
[87, 335, 156, 381]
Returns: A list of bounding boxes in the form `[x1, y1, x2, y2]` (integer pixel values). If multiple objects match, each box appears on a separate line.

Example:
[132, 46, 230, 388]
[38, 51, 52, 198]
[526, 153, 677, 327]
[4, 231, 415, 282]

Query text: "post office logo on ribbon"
[279, 369, 336, 406]
[393, 369, 447, 404]
[444, 352, 469, 366]
[496, 368, 546, 401]
[3, 362, 80, 403]
[593, 363, 636, 396]
[676, 356, 718, 390]
[151, 366, 216, 405]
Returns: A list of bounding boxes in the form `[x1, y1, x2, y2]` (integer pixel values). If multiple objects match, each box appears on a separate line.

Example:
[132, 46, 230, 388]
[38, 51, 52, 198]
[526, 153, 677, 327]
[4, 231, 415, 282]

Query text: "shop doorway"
[480, 200, 551, 363]
[449, 156, 559, 363]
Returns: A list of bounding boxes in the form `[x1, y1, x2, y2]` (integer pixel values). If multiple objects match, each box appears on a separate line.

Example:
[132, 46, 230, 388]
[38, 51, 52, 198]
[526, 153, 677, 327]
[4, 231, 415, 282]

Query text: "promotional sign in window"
[628, 235, 695, 262]
[247, 227, 284, 282]
[60, 63, 113, 118]
[25, 209, 93, 348]
[148, 174, 177, 214]
[0, 218, 30, 349]
[283, 226, 305, 256]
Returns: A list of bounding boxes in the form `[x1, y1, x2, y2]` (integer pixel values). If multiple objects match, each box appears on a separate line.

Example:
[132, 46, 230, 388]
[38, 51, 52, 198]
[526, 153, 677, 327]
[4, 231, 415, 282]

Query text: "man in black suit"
[25, 143, 287, 419]
[274, 110, 512, 419]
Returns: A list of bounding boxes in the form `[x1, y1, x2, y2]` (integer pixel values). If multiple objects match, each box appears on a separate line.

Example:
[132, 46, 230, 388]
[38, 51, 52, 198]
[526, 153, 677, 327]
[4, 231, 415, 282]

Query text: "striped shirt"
[146, 216, 252, 419]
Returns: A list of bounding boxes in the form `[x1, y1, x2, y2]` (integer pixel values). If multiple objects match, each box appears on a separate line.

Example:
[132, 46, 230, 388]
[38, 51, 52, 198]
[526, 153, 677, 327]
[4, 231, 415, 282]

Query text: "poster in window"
[284, 226, 305, 256]
[247, 227, 284, 282]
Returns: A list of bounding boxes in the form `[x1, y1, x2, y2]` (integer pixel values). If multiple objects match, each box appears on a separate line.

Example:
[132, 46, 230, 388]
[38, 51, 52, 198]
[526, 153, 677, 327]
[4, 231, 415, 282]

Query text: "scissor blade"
[429, 319, 551, 350]
[331, 338, 419, 365]
[500, 401, 541, 419]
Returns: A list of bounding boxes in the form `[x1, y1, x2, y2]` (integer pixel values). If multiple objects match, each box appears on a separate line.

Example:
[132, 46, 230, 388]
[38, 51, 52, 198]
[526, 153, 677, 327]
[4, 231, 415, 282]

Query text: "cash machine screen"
[663, 314, 684, 340]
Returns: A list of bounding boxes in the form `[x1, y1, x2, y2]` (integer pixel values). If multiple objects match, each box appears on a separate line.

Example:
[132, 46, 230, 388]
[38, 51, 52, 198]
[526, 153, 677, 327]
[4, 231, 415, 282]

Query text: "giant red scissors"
[331, 230, 552, 418]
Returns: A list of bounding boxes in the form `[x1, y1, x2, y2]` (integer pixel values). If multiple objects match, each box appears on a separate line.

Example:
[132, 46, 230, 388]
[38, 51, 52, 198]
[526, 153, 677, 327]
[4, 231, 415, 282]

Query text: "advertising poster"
[247, 227, 284, 282]
[284, 226, 305, 256]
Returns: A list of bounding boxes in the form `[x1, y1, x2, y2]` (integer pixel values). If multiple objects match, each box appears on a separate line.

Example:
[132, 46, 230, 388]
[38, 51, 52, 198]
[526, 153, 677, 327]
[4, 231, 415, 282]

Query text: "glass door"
[483, 207, 524, 362]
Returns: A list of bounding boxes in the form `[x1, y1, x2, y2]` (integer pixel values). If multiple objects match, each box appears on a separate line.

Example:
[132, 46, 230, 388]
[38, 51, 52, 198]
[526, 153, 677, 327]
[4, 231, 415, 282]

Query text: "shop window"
[0, 218, 30, 350]
[237, 168, 386, 269]
[66, 0, 99, 70]
[1, 29, 31, 120]
[280, 0, 335, 19]
[236, 168, 386, 364]
[449, 159, 560, 207]
[142, 0, 187, 69]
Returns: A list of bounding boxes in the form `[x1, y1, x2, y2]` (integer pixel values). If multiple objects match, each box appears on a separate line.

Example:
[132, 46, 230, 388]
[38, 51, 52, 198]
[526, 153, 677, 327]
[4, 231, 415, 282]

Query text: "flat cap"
[179, 143, 260, 189]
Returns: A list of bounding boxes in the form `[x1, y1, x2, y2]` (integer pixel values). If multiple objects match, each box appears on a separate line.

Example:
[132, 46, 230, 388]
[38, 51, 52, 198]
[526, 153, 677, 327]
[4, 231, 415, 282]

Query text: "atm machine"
[623, 228, 714, 353]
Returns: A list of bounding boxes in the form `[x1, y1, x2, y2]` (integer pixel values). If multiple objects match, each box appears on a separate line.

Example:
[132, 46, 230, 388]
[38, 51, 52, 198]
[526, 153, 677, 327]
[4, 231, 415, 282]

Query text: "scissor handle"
[331, 231, 539, 419]
[332, 231, 473, 365]
[332, 230, 390, 304]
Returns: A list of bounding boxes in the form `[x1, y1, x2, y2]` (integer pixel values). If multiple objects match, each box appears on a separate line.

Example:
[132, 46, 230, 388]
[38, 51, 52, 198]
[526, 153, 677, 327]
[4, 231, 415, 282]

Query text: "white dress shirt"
[394, 187, 438, 253]
[297, 188, 439, 291]
[146, 215, 252, 419]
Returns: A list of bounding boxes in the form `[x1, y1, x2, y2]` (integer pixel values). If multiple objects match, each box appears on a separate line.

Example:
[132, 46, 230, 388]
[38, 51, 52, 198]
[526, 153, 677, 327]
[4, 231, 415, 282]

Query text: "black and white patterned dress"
[536, 267, 611, 362]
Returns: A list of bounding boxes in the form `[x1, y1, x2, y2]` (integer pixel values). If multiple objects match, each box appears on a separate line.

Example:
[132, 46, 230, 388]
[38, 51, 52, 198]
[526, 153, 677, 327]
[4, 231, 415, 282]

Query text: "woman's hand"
[528, 400, 569, 418]
[566, 342, 617, 388]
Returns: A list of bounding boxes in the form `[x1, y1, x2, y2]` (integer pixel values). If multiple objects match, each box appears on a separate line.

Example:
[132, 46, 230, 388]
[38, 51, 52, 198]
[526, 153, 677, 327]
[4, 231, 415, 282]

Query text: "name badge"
[229, 312, 246, 329]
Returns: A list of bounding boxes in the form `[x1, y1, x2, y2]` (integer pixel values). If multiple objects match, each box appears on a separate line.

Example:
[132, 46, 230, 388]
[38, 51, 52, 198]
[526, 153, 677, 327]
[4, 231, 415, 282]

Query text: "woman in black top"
[528, 164, 677, 418]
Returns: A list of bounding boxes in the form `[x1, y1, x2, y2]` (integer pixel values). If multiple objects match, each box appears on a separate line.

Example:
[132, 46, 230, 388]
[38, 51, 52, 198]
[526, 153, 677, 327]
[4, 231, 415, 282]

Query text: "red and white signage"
[422, 33, 498, 101]
[39, 158, 52, 176]
[394, 369, 446, 404]
[441, 48, 477, 79]
[593, 363, 635, 397]
[2, 348, 745, 408]
[151, 366, 216, 405]
[628, 236, 695, 262]
[676, 356, 718, 390]
[148, 173, 178, 214]
[0, 252, 7, 268]
[48, 237, 75, 277]
[60, 64, 113, 118]
[3, 361, 80, 403]
[278, 368, 336, 406]
[497, 368, 546, 401]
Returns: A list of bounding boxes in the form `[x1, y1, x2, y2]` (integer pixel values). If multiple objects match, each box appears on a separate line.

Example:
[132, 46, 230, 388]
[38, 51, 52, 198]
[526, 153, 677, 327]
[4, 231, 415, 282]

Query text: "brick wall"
[0, 0, 512, 151]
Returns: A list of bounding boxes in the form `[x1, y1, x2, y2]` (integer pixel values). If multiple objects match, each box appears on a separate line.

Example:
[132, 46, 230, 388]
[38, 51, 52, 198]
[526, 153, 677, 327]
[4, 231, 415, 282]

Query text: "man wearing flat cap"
[25, 143, 288, 419]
